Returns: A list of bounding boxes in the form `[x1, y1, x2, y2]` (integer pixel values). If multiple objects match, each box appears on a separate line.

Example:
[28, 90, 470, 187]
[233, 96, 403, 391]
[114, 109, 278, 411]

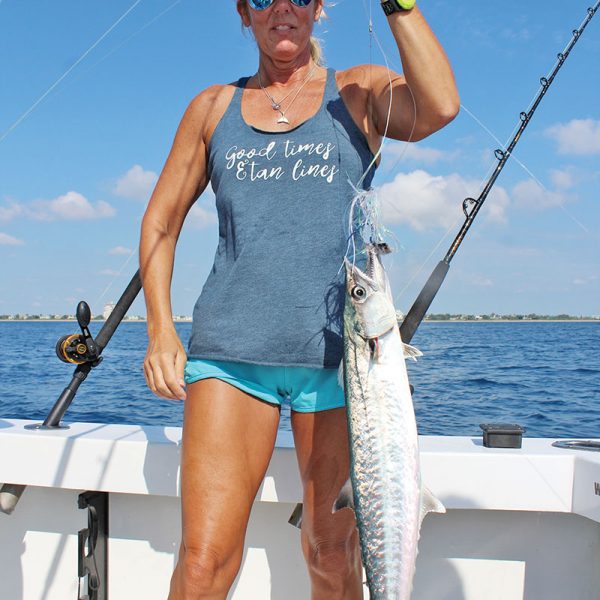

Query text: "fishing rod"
[399, 2, 599, 345]
[0, 270, 142, 515]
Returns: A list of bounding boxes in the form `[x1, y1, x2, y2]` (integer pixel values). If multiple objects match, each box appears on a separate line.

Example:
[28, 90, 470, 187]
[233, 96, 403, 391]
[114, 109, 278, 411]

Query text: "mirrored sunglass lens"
[248, 0, 274, 10]
[247, 0, 313, 9]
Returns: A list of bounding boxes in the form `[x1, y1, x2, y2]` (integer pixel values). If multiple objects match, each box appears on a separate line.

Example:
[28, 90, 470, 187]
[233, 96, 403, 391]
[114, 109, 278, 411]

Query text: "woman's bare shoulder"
[182, 81, 241, 142]
[336, 64, 404, 91]
[335, 64, 371, 86]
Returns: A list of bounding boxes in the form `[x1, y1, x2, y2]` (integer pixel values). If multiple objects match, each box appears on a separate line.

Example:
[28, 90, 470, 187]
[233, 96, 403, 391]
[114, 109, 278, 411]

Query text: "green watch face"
[395, 0, 416, 9]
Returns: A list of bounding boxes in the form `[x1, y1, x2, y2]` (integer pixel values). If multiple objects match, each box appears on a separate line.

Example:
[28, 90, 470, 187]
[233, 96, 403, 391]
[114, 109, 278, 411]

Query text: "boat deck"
[1, 418, 600, 599]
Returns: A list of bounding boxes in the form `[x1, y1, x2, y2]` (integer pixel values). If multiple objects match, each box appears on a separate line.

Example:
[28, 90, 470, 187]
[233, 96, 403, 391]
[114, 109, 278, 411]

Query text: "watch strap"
[381, 0, 415, 15]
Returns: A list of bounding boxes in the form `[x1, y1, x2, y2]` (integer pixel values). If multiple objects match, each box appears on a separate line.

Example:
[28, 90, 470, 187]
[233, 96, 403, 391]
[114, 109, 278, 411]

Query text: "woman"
[140, 1, 459, 598]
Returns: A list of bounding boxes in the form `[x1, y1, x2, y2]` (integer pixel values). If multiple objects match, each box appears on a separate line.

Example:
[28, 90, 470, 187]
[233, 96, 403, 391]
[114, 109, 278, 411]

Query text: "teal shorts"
[184, 358, 346, 413]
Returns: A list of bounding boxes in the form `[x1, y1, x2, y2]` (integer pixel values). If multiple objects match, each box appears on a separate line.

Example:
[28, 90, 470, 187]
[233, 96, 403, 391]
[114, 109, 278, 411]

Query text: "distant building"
[103, 302, 116, 320]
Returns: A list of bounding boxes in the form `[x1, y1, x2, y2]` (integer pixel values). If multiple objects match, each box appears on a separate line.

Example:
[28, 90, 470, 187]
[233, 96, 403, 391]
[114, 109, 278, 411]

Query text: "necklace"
[257, 64, 317, 125]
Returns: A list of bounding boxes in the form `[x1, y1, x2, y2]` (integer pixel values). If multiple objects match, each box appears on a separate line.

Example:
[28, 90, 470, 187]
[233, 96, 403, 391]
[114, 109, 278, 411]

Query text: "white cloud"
[29, 191, 115, 221]
[376, 169, 509, 231]
[187, 204, 218, 229]
[382, 142, 458, 170]
[0, 232, 24, 246]
[481, 148, 495, 167]
[573, 275, 597, 286]
[109, 246, 133, 255]
[114, 165, 158, 201]
[185, 186, 217, 230]
[545, 119, 600, 155]
[549, 168, 576, 190]
[511, 179, 569, 210]
[471, 275, 494, 287]
[0, 201, 23, 222]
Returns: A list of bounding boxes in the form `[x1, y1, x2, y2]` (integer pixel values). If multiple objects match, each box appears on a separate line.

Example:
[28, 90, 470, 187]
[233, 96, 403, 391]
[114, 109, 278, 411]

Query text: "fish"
[335, 242, 445, 599]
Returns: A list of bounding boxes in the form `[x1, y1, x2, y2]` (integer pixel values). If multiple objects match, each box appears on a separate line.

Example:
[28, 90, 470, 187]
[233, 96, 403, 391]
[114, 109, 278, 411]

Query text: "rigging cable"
[0, 0, 144, 144]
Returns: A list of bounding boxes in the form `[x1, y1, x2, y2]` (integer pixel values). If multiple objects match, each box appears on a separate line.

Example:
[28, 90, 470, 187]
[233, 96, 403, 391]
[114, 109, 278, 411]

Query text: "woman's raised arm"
[369, 5, 460, 142]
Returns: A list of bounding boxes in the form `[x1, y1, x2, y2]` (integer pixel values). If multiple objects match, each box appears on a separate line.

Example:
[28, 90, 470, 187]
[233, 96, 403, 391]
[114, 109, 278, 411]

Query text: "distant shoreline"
[0, 319, 188, 323]
[1, 318, 598, 324]
[422, 319, 600, 323]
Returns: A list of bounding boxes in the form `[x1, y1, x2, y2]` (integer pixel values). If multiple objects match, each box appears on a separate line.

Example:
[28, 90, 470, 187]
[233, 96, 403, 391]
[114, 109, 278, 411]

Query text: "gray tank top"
[188, 68, 376, 368]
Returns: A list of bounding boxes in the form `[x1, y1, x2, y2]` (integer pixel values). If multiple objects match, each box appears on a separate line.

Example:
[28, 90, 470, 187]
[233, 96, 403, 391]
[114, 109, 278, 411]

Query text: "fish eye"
[351, 285, 366, 300]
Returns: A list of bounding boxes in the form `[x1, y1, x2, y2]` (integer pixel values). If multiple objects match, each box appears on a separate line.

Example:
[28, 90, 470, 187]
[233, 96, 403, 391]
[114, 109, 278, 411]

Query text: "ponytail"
[310, 36, 325, 66]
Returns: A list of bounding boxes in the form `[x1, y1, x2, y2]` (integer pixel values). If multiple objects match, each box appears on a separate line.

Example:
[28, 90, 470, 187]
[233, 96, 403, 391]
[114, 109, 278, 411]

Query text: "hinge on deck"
[77, 491, 108, 600]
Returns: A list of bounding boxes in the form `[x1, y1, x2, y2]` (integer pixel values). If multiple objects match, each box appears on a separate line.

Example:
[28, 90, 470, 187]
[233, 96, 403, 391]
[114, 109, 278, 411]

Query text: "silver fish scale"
[344, 321, 422, 600]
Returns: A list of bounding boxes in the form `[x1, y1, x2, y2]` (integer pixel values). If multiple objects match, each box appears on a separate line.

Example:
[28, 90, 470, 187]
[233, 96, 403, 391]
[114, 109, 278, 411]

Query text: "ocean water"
[0, 321, 598, 438]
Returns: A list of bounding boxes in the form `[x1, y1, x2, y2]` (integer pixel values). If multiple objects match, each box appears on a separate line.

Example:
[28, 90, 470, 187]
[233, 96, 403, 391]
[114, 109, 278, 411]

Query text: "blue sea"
[0, 321, 599, 438]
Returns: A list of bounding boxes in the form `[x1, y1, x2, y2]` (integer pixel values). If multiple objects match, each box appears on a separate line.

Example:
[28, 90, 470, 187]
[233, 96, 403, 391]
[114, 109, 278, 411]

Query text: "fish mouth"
[366, 246, 377, 280]
[343, 256, 376, 290]
[356, 244, 383, 285]
[344, 243, 392, 290]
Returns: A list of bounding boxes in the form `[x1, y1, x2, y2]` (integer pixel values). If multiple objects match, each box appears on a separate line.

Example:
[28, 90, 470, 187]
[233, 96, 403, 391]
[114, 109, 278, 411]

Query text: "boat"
[2, 417, 600, 599]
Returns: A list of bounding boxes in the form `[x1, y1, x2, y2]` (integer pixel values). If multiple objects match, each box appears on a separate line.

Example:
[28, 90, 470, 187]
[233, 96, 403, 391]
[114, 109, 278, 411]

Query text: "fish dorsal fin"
[420, 485, 445, 525]
[403, 343, 423, 361]
[332, 478, 355, 514]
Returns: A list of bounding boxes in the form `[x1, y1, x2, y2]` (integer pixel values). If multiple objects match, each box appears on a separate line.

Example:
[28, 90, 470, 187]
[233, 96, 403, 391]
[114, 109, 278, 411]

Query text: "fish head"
[344, 245, 397, 339]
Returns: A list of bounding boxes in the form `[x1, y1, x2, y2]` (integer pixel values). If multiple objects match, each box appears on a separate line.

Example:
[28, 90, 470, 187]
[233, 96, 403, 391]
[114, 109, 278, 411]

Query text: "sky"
[1, 0, 599, 318]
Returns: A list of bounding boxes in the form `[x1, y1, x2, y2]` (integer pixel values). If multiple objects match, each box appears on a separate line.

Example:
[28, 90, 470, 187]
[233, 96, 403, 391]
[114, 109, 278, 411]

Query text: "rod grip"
[0, 483, 26, 515]
[400, 261, 450, 344]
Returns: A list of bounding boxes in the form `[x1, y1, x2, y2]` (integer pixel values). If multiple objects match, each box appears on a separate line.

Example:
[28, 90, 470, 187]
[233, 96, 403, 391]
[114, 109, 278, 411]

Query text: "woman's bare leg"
[168, 378, 280, 600]
[292, 407, 363, 600]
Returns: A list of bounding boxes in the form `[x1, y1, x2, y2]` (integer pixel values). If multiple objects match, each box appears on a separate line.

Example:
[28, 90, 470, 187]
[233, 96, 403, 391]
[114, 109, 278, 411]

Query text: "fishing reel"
[56, 301, 102, 367]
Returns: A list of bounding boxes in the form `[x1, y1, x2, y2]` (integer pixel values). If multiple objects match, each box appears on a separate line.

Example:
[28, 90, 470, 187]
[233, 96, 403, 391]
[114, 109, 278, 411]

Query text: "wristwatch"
[381, 0, 416, 16]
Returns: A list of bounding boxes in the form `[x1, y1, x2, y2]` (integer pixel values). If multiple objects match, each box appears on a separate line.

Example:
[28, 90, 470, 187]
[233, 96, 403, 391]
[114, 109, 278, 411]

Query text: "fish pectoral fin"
[403, 343, 423, 362]
[420, 485, 446, 525]
[332, 478, 355, 514]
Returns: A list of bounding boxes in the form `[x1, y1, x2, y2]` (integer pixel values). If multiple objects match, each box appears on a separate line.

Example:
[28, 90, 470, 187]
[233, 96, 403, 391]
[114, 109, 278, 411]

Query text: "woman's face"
[238, 0, 323, 62]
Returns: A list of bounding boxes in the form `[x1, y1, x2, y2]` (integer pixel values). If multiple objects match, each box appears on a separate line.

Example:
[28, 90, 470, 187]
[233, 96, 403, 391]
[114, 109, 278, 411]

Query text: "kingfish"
[336, 243, 445, 599]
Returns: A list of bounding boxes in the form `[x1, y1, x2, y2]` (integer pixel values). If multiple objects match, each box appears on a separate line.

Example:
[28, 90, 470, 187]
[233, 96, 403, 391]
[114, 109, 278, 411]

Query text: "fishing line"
[388, 137, 502, 309]
[369, 4, 596, 310]
[70, 1, 187, 314]
[342, 0, 389, 270]
[41, 0, 181, 308]
[371, 21, 589, 235]
[0, 0, 143, 144]
[392, 217, 462, 306]
[342, 0, 418, 273]
[389, 157, 499, 309]
[92, 244, 139, 312]
[398, 3, 598, 344]
[66, 0, 182, 86]
[460, 104, 589, 234]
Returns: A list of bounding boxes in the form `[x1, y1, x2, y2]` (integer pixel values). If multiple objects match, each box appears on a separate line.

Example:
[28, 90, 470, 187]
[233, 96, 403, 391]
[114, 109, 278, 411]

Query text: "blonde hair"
[310, 36, 324, 66]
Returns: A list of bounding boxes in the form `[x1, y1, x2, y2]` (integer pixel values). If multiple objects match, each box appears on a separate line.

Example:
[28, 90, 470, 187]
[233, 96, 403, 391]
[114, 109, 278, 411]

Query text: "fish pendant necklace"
[257, 64, 317, 125]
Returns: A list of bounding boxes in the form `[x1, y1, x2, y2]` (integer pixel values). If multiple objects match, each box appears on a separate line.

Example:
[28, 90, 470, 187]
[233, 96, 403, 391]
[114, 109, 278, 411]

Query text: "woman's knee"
[302, 526, 361, 576]
[176, 543, 243, 597]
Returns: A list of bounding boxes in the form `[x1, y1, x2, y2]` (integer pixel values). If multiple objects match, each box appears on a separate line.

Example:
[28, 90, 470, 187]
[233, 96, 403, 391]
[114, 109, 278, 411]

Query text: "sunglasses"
[247, 0, 313, 10]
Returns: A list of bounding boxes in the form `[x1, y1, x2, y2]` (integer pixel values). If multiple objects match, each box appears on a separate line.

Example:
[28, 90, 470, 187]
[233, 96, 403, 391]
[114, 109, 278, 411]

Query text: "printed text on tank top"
[189, 68, 377, 368]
